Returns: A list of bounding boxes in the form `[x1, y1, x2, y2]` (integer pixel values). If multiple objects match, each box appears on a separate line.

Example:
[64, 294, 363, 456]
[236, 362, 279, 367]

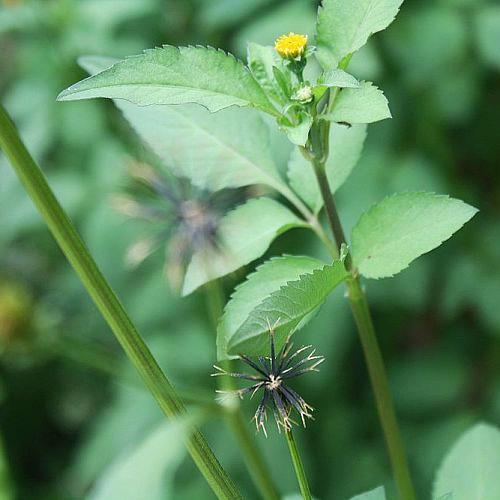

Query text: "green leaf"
[324, 82, 391, 124]
[227, 260, 348, 356]
[433, 423, 500, 500]
[316, 0, 404, 69]
[88, 422, 187, 500]
[58, 45, 277, 115]
[287, 123, 367, 212]
[182, 198, 308, 296]
[318, 68, 360, 88]
[350, 486, 386, 499]
[247, 42, 289, 103]
[280, 113, 314, 147]
[217, 255, 326, 360]
[78, 56, 285, 194]
[475, 6, 500, 70]
[351, 192, 478, 279]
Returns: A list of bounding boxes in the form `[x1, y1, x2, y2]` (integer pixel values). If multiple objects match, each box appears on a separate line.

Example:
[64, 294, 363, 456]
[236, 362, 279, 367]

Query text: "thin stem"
[310, 150, 416, 500]
[205, 279, 279, 500]
[0, 103, 242, 500]
[285, 429, 312, 500]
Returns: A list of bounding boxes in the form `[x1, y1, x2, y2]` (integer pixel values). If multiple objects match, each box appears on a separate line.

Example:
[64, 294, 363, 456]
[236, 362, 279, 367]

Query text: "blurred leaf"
[318, 68, 360, 88]
[350, 486, 386, 499]
[197, 0, 271, 32]
[351, 192, 478, 279]
[119, 102, 284, 192]
[475, 6, 500, 70]
[324, 82, 391, 124]
[385, 5, 468, 88]
[58, 46, 276, 114]
[182, 198, 307, 296]
[316, 0, 404, 69]
[288, 123, 367, 212]
[77, 0, 156, 30]
[217, 255, 325, 360]
[87, 421, 188, 500]
[227, 260, 348, 356]
[433, 423, 500, 500]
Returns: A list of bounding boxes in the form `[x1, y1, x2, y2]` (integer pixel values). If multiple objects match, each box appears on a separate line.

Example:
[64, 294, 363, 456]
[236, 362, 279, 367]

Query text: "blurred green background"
[1, 0, 499, 498]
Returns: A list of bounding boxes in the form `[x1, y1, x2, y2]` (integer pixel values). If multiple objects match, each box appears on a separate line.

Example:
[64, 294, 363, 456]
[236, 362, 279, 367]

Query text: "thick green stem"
[0, 103, 242, 500]
[205, 280, 280, 500]
[311, 157, 416, 500]
[285, 430, 312, 500]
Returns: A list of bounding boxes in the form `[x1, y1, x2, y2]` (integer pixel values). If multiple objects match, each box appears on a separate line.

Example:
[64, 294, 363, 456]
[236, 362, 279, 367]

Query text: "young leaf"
[433, 423, 500, 500]
[318, 68, 360, 88]
[217, 255, 326, 360]
[288, 123, 367, 212]
[88, 421, 188, 500]
[350, 486, 386, 499]
[182, 198, 308, 296]
[227, 260, 349, 357]
[351, 192, 478, 279]
[58, 45, 278, 115]
[280, 113, 314, 147]
[316, 0, 404, 69]
[324, 82, 391, 124]
[247, 42, 289, 103]
[78, 56, 285, 194]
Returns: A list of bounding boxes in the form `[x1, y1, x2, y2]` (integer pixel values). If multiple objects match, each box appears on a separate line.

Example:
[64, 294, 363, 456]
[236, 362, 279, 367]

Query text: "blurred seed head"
[113, 160, 237, 292]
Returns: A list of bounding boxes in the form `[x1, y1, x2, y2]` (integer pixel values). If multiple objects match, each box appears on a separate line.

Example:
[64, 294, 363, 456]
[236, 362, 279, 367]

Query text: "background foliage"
[1, 0, 499, 498]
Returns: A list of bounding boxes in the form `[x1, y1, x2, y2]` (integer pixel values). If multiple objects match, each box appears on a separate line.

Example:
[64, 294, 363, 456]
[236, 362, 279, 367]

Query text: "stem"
[311, 156, 416, 500]
[0, 103, 242, 500]
[285, 429, 312, 500]
[205, 279, 280, 500]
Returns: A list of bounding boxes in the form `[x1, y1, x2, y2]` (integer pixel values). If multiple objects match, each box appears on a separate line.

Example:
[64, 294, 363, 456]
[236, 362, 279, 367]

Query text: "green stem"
[205, 280, 280, 500]
[0, 103, 242, 500]
[285, 429, 312, 500]
[311, 157, 416, 500]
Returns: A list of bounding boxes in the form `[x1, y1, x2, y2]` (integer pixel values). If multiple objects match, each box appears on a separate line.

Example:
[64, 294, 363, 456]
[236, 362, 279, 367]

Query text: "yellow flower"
[275, 32, 308, 59]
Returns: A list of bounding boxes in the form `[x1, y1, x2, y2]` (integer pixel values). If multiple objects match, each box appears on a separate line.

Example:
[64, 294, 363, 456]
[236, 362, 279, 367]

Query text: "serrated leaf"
[316, 0, 404, 69]
[350, 486, 386, 499]
[217, 255, 325, 360]
[287, 123, 367, 212]
[319, 68, 360, 88]
[352, 192, 478, 279]
[58, 45, 277, 115]
[88, 422, 187, 500]
[182, 198, 308, 296]
[433, 423, 500, 500]
[78, 56, 285, 193]
[227, 260, 349, 356]
[324, 81, 391, 124]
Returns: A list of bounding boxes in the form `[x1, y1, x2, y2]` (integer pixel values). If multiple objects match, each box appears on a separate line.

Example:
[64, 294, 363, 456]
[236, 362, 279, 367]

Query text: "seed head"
[213, 323, 324, 436]
[275, 32, 308, 60]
